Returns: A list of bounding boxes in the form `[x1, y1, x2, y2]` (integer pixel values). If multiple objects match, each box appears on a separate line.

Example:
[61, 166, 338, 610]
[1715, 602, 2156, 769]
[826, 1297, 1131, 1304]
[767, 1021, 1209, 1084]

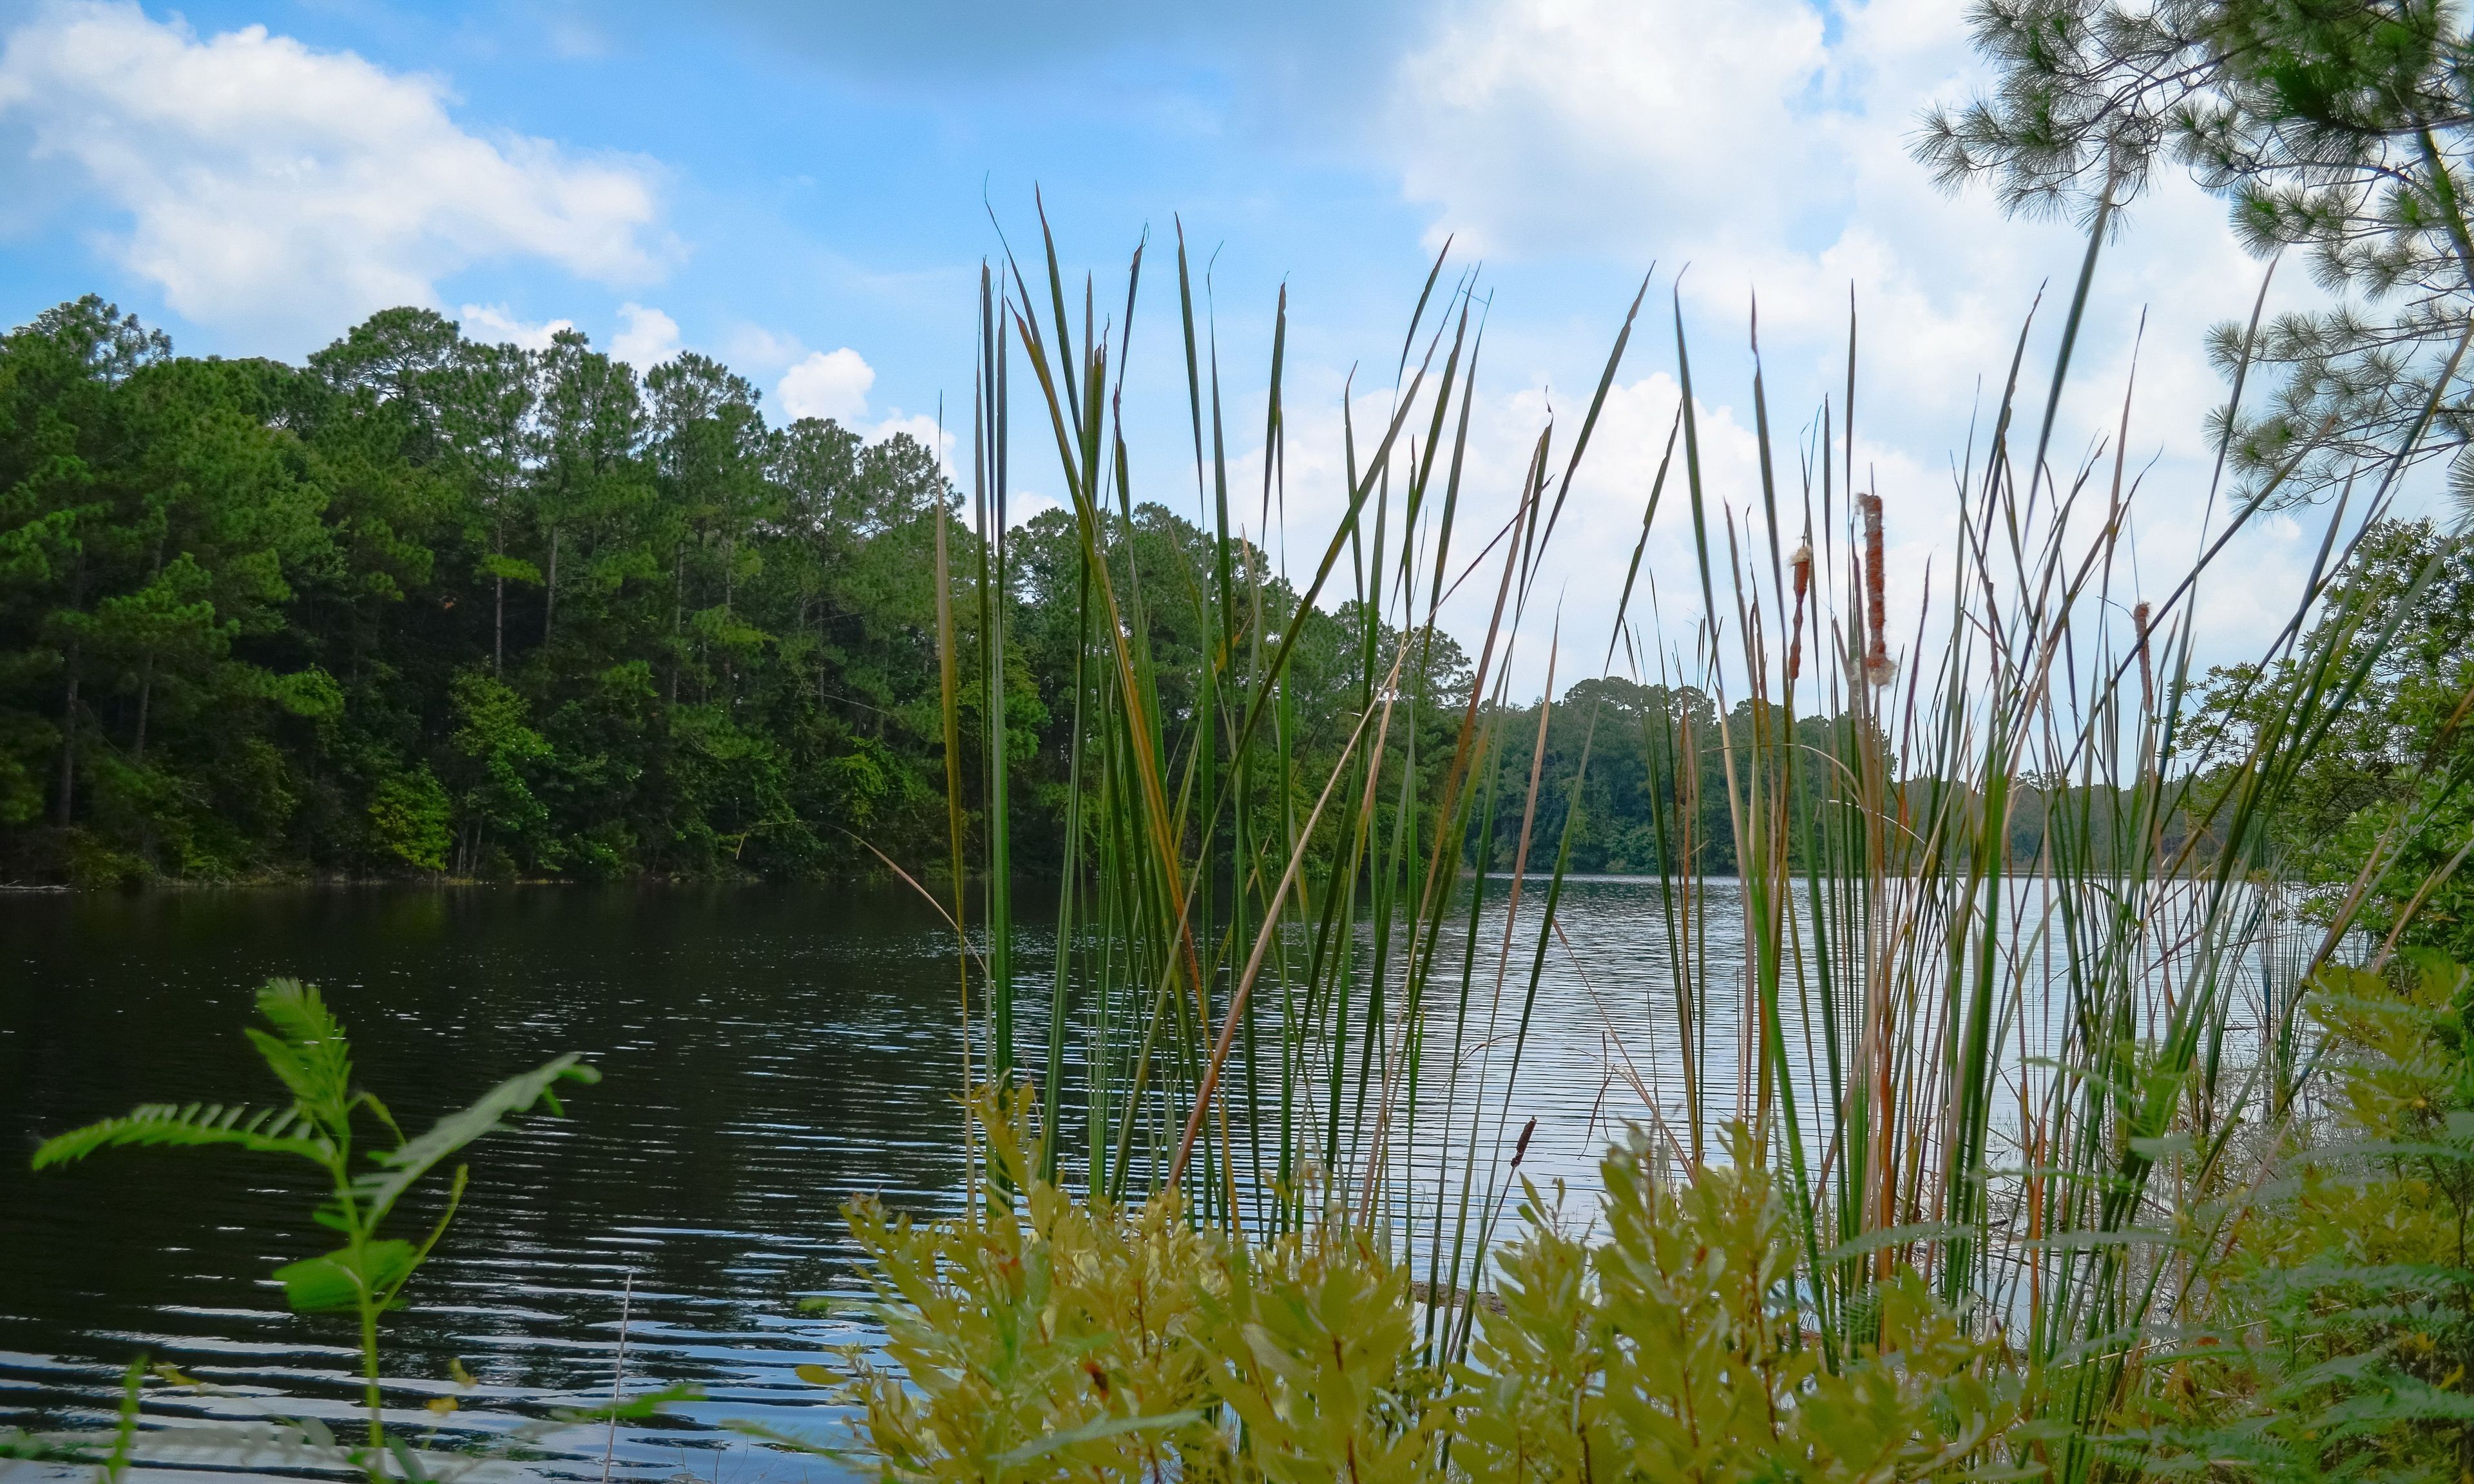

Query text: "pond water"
[0, 882, 1732, 1483]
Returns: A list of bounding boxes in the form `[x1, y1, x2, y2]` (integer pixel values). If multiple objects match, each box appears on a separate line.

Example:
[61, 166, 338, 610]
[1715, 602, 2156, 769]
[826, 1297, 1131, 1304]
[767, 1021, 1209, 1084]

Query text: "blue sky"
[0, 0, 2377, 694]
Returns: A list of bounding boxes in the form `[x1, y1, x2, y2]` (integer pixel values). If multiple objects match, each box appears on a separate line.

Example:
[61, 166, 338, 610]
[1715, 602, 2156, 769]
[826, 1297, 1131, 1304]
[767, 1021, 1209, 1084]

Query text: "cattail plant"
[1858, 490, 1892, 689]
[897, 208, 2455, 1479]
[928, 215, 1660, 1276]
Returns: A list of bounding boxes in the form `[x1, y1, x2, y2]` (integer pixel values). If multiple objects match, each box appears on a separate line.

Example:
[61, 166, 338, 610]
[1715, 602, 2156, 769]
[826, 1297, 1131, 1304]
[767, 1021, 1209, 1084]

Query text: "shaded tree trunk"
[53, 551, 87, 828]
[134, 541, 162, 761]
[133, 655, 153, 761]
[542, 526, 560, 645]
[54, 656, 78, 827]
[668, 543, 684, 706]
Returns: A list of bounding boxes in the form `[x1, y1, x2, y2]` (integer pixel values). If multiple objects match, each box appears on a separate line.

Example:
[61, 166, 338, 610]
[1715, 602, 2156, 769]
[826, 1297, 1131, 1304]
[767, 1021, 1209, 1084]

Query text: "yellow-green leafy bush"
[1460, 1125, 2016, 1484]
[820, 1096, 2017, 1483]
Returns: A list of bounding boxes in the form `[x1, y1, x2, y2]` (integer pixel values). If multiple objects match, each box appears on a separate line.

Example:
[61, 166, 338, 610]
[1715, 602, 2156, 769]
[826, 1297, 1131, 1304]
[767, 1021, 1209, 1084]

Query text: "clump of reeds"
[903, 208, 2468, 1476]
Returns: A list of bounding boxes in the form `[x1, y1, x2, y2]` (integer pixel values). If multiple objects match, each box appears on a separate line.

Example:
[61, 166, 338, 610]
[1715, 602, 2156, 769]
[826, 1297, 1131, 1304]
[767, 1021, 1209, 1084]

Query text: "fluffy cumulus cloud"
[608, 303, 682, 370]
[1395, 0, 1833, 258]
[459, 303, 575, 350]
[776, 347, 876, 423]
[767, 341, 957, 474]
[0, 1, 669, 343]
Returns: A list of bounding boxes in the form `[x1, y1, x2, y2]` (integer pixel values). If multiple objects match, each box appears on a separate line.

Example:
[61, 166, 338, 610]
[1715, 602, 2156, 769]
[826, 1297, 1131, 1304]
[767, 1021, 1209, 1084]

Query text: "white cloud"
[870, 409, 964, 486]
[1394, 0, 1831, 258]
[776, 347, 877, 423]
[458, 302, 574, 350]
[722, 323, 807, 370]
[1380, 0, 2357, 689]
[765, 343, 955, 473]
[608, 302, 681, 369]
[999, 490, 1065, 528]
[0, 1, 667, 343]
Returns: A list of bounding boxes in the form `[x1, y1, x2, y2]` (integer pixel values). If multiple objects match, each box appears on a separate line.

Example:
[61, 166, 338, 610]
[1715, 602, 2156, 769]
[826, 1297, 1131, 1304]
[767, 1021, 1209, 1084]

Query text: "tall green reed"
[1627, 230, 2474, 1477]
[926, 217, 1616, 1280]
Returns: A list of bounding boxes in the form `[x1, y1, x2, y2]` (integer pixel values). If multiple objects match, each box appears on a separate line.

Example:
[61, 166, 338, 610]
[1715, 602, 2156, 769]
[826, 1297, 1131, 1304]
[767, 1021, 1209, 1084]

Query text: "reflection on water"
[1, 886, 982, 1481]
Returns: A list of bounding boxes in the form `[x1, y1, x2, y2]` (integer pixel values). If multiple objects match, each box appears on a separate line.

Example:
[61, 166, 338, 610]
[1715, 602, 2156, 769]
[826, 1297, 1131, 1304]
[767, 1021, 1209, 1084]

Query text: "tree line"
[0, 290, 1879, 892]
[5, 292, 2457, 908]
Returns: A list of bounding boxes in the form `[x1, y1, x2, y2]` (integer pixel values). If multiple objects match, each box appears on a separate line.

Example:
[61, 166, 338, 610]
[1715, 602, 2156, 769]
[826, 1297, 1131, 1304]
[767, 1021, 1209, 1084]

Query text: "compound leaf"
[273, 1240, 419, 1313]
[353, 1055, 598, 1223]
[32, 1103, 331, 1170]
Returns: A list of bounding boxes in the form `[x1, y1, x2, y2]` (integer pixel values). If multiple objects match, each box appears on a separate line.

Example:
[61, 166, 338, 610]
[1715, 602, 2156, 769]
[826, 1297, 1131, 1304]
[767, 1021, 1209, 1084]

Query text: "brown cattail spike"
[1859, 492, 1894, 687]
[1786, 542, 1812, 683]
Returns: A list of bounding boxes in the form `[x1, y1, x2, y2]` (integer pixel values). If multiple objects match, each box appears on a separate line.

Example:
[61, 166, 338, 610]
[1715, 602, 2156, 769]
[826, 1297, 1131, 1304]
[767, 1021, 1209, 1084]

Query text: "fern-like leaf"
[273, 1241, 420, 1313]
[31, 1102, 333, 1170]
[247, 979, 354, 1130]
[351, 1055, 597, 1224]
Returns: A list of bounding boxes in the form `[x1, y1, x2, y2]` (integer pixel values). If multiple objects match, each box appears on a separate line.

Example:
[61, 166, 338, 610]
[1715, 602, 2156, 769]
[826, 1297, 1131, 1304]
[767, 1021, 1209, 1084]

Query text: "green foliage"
[820, 1097, 2012, 1483]
[833, 1086, 1236, 1481]
[368, 764, 450, 873]
[2144, 953, 2474, 1484]
[0, 298, 1006, 882]
[2192, 518, 2474, 955]
[0, 290, 1481, 886]
[1920, 0, 2474, 503]
[30, 978, 595, 1474]
[1479, 678, 1888, 874]
[1464, 1128, 2016, 1484]
[1195, 1214, 1442, 1484]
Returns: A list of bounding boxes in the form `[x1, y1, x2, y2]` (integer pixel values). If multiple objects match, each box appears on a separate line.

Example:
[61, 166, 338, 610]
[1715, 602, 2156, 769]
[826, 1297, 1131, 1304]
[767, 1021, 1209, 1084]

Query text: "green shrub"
[1464, 1125, 2016, 1484]
[813, 1093, 2016, 1483]
[2148, 954, 2474, 1484]
[367, 764, 450, 873]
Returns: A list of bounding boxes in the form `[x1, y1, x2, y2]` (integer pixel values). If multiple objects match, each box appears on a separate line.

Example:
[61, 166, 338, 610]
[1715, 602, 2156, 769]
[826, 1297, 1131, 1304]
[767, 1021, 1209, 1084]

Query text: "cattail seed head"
[1786, 542, 1812, 682]
[1859, 493, 1894, 688]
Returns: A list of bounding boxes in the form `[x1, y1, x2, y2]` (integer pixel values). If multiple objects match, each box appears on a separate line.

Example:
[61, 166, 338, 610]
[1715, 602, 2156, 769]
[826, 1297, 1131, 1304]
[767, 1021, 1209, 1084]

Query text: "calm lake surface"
[0, 882, 1739, 1482]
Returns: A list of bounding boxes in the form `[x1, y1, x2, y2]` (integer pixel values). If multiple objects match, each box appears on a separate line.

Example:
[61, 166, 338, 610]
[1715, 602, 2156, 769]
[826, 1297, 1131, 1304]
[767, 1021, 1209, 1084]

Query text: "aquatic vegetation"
[917, 200, 2474, 1484]
[814, 1088, 2015, 1481]
[26, 978, 597, 1476]
[829, 1085, 1455, 1481]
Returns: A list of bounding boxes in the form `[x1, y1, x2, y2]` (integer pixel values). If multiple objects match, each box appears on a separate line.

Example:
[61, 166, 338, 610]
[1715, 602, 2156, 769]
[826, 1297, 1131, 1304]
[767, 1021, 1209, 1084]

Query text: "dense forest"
[3, 295, 2462, 900]
[0, 296, 983, 883]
